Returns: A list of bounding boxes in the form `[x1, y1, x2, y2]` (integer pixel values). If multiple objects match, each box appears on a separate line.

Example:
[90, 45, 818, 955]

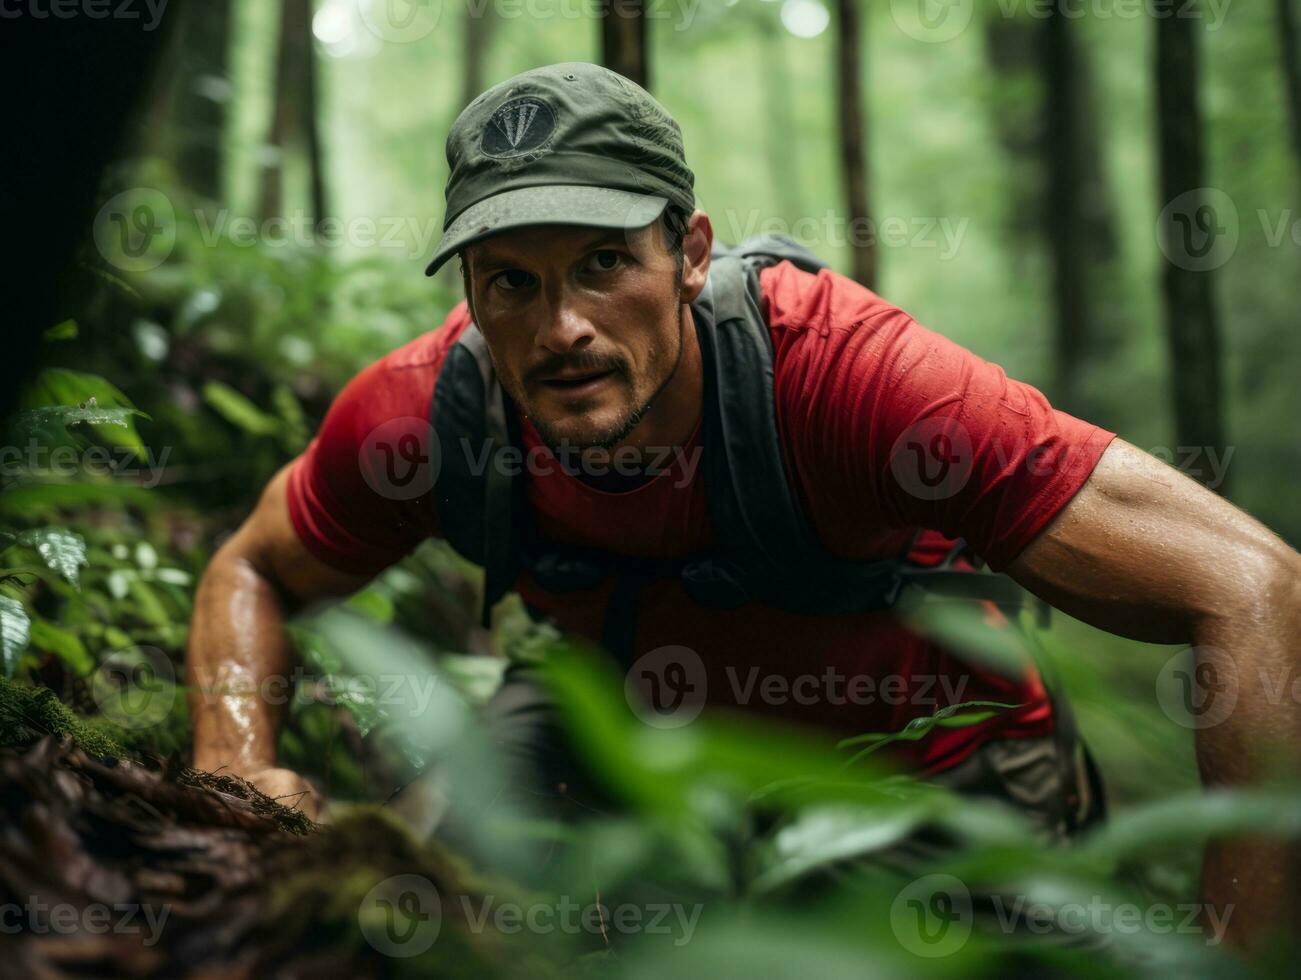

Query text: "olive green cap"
[425, 62, 695, 276]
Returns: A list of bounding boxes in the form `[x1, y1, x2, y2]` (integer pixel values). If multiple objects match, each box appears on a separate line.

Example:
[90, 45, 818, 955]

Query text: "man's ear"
[459, 252, 478, 323]
[678, 209, 712, 304]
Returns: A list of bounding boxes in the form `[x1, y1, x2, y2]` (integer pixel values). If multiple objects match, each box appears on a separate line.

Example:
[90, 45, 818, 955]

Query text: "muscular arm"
[1005, 437, 1301, 950]
[187, 463, 371, 815]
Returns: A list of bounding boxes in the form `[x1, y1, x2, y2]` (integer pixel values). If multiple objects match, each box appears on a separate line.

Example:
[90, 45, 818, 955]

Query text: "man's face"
[463, 219, 685, 451]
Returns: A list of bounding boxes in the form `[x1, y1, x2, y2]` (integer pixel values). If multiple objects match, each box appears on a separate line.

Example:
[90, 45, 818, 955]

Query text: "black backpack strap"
[690, 247, 1025, 617]
[688, 252, 834, 606]
[430, 325, 522, 627]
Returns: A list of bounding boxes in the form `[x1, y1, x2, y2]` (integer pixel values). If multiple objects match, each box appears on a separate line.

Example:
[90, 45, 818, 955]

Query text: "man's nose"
[534, 288, 596, 354]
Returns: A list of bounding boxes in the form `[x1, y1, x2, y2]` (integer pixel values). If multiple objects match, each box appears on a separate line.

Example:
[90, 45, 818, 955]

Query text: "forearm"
[1191, 574, 1301, 949]
[1004, 439, 1301, 950]
[187, 546, 296, 774]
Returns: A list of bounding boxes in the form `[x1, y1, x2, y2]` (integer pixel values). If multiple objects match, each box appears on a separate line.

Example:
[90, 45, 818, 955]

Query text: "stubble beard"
[525, 302, 686, 455]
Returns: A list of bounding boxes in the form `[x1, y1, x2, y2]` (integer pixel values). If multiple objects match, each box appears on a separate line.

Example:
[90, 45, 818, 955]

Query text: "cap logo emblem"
[481, 96, 556, 159]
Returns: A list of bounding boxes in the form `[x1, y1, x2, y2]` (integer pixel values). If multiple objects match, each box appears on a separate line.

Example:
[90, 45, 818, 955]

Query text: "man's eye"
[493, 269, 534, 291]
[587, 250, 623, 273]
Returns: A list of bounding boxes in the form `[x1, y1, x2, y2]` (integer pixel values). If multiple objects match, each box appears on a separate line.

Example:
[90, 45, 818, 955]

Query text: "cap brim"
[424, 185, 669, 276]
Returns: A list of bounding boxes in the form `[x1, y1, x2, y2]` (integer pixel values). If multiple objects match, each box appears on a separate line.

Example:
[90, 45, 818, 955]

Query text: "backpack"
[428, 233, 1102, 832]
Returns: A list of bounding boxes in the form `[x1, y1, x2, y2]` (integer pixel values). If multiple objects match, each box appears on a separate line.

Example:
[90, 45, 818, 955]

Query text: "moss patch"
[0, 675, 126, 758]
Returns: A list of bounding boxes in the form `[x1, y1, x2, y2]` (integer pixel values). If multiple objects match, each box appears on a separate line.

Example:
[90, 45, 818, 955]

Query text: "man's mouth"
[537, 368, 617, 396]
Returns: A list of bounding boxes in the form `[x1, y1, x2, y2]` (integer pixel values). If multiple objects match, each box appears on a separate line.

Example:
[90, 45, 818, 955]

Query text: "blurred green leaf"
[18, 528, 88, 590]
[202, 380, 282, 438]
[0, 596, 31, 678]
[837, 701, 1022, 763]
[18, 368, 148, 455]
[343, 588, 394, 624]
[29, 618, 92, 675]
[752, 805, 932, 894]
[43, 319, 78, 341]
[0, 482, 155, 517]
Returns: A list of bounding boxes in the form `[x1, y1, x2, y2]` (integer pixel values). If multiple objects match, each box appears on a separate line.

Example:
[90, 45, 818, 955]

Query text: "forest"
[2, 0, 1300, 976]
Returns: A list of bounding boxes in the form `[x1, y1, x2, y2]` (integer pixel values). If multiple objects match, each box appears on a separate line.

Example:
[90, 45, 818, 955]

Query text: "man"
[188, 62, 1300, 949]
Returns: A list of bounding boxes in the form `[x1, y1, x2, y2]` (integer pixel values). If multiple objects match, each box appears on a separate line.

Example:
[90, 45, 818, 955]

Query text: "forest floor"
[0, 681, 565, 978]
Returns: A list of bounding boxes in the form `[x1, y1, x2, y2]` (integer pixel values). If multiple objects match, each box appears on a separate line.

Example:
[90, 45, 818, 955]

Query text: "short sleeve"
[285, 316, 467, 576]
[763, 263, 1117, 571]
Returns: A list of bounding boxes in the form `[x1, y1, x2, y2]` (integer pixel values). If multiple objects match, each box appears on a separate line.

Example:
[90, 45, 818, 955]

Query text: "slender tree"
[139, 0, 232, 203]
[462, 0, 500, 111]
[1042, 9, 1087, 414]
[985, 13, 1124, 419]
[600, 0, 649, 88]
[443, 0, 502, 291]
[834, 0, 874, 288]
[983, 17, 1041, 264]
[1155, 8, 1227, 488]
[759, 8, 804, 226]
[1279, 0, 1301, 179]
[258, 0, 328, 225]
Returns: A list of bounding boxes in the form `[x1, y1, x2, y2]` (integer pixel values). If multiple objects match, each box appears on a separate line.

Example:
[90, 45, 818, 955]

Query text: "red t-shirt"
[287, 261, 1116, 773]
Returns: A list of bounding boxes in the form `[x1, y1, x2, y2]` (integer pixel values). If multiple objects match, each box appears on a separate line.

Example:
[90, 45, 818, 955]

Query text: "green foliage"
[0, 675, 126, 758]
[0, 596, 31, 679]
[16, 366, 149, 455]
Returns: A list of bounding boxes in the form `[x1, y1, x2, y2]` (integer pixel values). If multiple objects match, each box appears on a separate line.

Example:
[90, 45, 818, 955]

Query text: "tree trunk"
[1279, 0, 1301, 178]
[601, 0, 649, 88]
[1041, 10, 1087, 414]
[986, 14, 1124, 419]
[258, 0, 328, 226]
[442, 1, 501, 289]
[834, 0, 874, 288]
[136, 0, 231, 202]
[983, 17, 1041, 268]
[760, 10, 803, 226]
[462, 0, 500, 110]
[1155, 9, 1227, 488]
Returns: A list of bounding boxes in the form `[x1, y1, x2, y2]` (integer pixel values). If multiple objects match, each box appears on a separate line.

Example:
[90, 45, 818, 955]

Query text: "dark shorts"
[454, 663, 1105, 843]
[432, 663, 1112, 958]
